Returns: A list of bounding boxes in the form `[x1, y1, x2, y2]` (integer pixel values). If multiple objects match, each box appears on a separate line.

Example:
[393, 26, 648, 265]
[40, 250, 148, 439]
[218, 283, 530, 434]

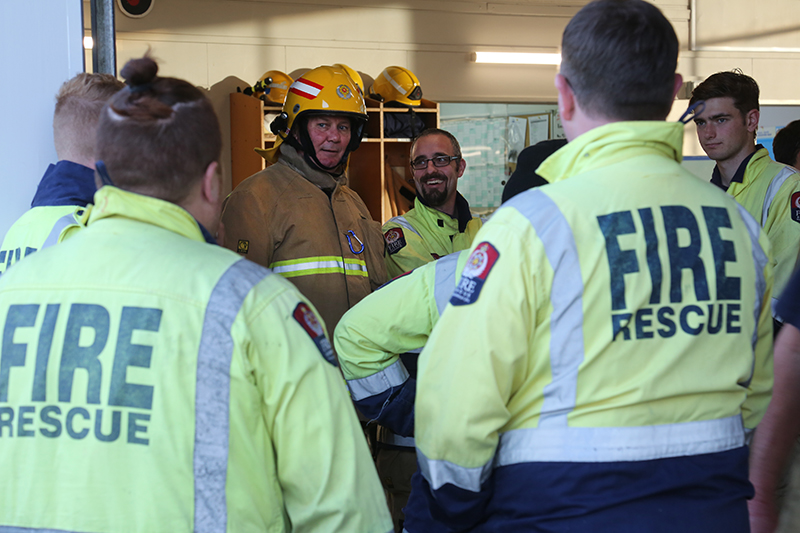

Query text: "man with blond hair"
[0, 72, 123, 275]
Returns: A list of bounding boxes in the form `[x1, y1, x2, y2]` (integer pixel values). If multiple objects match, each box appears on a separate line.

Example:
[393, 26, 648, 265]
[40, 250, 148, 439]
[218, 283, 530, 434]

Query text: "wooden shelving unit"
[230, 91, 439, 223]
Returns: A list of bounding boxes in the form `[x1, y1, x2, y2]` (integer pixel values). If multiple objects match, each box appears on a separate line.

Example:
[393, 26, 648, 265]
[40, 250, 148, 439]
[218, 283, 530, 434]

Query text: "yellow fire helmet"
[252, 70, 294, 105]
[332, 63, 364, 96]
[369, 66, 423, 107]
[257, 65, 368, 172]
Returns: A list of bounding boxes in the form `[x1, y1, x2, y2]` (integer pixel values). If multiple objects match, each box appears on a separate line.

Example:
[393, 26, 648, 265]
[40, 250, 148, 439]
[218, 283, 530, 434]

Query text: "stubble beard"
[416, 171, 449, 207]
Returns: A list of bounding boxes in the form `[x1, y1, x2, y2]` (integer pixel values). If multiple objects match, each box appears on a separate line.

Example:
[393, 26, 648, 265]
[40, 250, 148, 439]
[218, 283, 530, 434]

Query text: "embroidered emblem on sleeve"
[451, 242, 500, 306]
[293, 303, 337, 366]
[384, 228, 407, 255]
[237, 240, 250, 254]
[791, 192, 800, 223]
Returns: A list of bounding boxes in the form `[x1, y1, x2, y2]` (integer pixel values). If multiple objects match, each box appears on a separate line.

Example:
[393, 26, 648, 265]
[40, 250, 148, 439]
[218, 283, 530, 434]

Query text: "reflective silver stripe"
[495, 415, 744, 465]
[433, 252, 460, 316]
[41, 213, 77, 249]
[736, 204, 769, 385]
[417, 446, 493, 492]
[347, 359, 409, 401]
[388, 216, 422, 238]
[0, 526, 81, 533]
[270, 259, 367, 275]
[377, 430, 416, 447]
[343, 262, 368, 272]
[761, 166, 797, 226]
[382, 70, 407, 96]
[514, 190, 585, 427]
[745, 427, 755, 445]
[195, 259, 271, 532]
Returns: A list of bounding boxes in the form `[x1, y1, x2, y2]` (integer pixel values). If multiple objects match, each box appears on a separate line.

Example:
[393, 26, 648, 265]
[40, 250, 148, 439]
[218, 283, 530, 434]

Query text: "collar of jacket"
[31, 160, 96, 208]
[415, 193, 473, 233]
[87, 186, 214, 244]
[710, 145, 763, 191]
[278, 144, 347, 195]
[537, 121, 684, 184]
[739, 146, 771, 187]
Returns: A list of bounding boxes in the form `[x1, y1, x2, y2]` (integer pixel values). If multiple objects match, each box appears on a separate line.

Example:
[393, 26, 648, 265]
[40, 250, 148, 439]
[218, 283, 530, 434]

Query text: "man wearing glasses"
[382, 128, 482, 278]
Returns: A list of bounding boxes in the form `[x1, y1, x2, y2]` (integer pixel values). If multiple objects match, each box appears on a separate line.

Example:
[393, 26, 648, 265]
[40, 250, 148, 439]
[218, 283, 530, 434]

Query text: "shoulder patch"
[293, 303, 337, 366]
[384, 228, 407, 255]
[450, 242, 500, 306]
[792, 192, 800, 223]
[237, 239, 250, 254]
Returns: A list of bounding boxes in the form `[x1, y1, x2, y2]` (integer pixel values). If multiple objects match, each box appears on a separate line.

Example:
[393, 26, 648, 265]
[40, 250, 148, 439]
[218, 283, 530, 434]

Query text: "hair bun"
[120, 56, 159, 88]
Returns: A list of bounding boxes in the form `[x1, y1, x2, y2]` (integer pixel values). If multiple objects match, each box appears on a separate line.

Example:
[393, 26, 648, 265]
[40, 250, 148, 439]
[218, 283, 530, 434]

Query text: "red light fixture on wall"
[117, 0, 154, 18]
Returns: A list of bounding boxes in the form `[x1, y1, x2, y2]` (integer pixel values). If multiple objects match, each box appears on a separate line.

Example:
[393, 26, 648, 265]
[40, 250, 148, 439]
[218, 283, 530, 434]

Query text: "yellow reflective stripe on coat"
[269, 256, 369, 278]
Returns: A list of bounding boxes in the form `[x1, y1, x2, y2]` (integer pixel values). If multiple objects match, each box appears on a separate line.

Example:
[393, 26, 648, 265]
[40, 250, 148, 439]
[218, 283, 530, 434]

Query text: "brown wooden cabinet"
[229, 91, 439, 224]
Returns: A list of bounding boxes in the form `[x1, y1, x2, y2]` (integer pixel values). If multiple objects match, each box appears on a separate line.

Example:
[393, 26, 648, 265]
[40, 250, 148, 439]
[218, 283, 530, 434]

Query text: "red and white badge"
[384, 228, 407, 255]
[293, 303, 337, 365]
[450, 242, 500, 306]
[792, 192, 800, 223]
[290, 78, 323, 100]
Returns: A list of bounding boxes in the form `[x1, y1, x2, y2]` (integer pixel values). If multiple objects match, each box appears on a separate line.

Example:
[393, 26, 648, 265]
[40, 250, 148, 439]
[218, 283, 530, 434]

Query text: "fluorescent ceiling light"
[83, 36, 94, 50]
[472, 51, 561, 65]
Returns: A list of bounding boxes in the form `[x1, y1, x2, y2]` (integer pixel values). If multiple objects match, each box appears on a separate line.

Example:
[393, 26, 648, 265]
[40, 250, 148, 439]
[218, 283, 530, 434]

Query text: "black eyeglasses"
[410, 155, 460, 170]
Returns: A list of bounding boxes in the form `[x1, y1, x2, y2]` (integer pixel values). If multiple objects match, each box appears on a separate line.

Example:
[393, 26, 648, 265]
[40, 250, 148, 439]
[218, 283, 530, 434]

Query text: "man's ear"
[456, 158, 467, 178]
[672, 73, 684, 100]
[555, 73, 575, 123]
[201, 161, 221, 204]
[745, 108, 760, 134]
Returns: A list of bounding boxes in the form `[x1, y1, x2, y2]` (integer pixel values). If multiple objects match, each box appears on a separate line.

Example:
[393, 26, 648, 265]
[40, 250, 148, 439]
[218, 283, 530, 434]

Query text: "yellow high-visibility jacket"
[0, 160, 94, 276]
[414, 121, 774, 532]
[722, 147, 800, 311]
[382, 196, 481, 278]
[335, 250, 468, 437]
[0, 185, 392, 533]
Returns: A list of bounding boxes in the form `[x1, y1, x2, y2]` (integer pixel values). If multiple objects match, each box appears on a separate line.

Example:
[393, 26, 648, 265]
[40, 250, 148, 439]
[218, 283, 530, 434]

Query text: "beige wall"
[88, 0, 800, 188]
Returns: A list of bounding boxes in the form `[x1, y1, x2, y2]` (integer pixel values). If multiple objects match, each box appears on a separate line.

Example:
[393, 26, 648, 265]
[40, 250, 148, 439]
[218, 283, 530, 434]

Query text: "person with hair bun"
[0, 72, 123, 275]
[0, 56, 392, 533]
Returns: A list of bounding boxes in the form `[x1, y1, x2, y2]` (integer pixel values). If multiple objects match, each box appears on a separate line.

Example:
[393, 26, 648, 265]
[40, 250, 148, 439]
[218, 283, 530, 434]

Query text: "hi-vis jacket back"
[414, 122, 774, 532]
[0, 160, 95, 276]
[0, 186, 392, 533]
[0, 205, 83, 275]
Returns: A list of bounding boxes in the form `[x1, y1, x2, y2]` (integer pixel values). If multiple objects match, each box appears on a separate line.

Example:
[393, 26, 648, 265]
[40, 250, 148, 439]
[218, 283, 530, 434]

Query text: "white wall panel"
[116, 39, 210, 87]
[0, 0, 84, 239]
[208, 43, 287, 84]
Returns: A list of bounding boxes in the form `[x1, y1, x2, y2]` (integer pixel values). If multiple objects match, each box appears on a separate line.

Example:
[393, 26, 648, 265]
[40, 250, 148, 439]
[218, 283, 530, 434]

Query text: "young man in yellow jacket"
[691, 71, 800, 318]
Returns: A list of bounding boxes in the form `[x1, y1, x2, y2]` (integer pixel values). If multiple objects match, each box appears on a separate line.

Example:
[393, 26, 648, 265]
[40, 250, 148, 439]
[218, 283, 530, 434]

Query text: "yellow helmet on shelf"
[252, 70, 293, 105]
[257, 65, 368, 170]
[369, 66, 422, 107]
[332, 63, 364, 96]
